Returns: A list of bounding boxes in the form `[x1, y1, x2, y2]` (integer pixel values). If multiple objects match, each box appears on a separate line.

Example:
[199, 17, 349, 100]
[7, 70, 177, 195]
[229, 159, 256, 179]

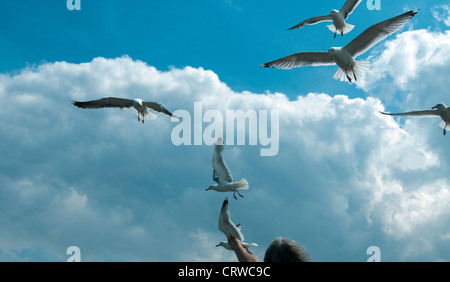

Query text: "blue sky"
[1, 0, 439, 96]
[1, 0, 450, 262]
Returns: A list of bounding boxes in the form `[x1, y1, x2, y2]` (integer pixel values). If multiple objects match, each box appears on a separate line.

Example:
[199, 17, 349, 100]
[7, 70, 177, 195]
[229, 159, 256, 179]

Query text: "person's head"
[263, 237, 310, 262]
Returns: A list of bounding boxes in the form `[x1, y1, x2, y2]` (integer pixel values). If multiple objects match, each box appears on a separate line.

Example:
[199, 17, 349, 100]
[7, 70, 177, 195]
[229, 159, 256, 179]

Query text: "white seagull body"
[216, 241, 258, 253]
[205, 137, 249, 200]
[218, 197, 256, 253]
[263, 9, 419, 83]
[380, 103, 450, 136]
[288, 0, 362, 38]
[73, 97, 178, 123]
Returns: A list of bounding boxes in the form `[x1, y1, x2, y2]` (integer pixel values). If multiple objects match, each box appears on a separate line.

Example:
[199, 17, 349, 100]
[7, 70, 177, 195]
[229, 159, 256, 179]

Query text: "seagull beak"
[205, 188, 210, 191]
[215, 244, 219, 247]
[432, 106, 437, 109]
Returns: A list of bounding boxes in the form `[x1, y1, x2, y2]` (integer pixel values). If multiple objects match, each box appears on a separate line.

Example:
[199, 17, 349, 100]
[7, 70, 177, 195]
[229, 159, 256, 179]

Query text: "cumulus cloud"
[358, 29, 450, 97]
[1, 31, 450, 263]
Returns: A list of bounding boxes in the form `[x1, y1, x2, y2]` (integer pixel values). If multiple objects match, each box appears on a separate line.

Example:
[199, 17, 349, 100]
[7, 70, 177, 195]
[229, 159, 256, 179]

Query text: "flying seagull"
[205, 137, 249, 200]
[380, 103, 450, 136]
[218, 197, 256, 253]
[263, 9, 419, 83]
[72, 97, 178, 123]
[287, 0, 362, 38]
[216, 241, 258, 254]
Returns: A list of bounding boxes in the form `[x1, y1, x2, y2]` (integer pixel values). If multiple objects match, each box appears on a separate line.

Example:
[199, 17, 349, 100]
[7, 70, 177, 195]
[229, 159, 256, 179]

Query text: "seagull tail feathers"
[439, 121, 450, 130]
[333, 60, 370, 82]
[342, 23, 355, 34]
[327, 23, 354, 35]
[333, 68, 349, 82]
[143, 111, 158, 120]
[327, 24, 337, 33]
[233, 179, 249, 190]
[353, 60, 370, 77]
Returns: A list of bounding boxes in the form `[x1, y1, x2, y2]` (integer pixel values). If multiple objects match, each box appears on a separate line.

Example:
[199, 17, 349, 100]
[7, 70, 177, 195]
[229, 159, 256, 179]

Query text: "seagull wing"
[339, 0, 362, 19]
[218, 198, 244, 242]
[343, 9, 418, 58]
[142, 101, 177, 118]
[287, 15, 333, 30]
[212, 137, 234, 184]
[72, 97, 133, 109]
[261, 52, 334, 70]
[380, 109, 440, 118]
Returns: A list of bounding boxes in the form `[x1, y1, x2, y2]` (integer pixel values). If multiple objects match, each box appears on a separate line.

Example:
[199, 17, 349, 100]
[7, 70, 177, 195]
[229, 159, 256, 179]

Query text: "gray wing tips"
[287, 22, 305, 30]
[409, 8, 420, 16]
[72, 97, 133, 109]
[384, 8, 419, 26]
[72, 100, 99, 109]
[261, 62, 275, 68]
[158, 105, 177, 117]
[260, 59, 289, 69]
[144, 102, 179, 118]
[221, 197, 229, 211]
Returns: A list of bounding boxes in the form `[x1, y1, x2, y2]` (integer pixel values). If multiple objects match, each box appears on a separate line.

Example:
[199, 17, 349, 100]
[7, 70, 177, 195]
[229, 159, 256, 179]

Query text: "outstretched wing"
[72, 97, 133, 109]
[218, 198, 244, 242]
[343, 9, 418, 58]
[212, 137, 234, 184]
[339, 0, 362, 19]
[261, 52, 334, 70]
[142, 101, 178, 118]
[287, 15, 333, 30]
[380, 109, 440, 118]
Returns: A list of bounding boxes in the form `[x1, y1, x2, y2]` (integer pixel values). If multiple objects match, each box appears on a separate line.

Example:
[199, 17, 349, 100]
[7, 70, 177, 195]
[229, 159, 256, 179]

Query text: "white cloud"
[359, 29, 450, 96]
[1, 32, 450, 262]
[431, 5, 450, 27]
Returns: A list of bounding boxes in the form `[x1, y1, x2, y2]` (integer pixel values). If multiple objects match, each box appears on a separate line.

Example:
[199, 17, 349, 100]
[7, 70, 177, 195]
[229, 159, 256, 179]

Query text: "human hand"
[227, 234, 242, 251]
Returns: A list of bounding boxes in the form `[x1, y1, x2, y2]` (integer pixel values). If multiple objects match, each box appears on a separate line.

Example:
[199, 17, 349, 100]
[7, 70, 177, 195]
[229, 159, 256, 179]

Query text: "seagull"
[380, 103, 450, 136]
[216, 241, 258, 254]
[72, 97, 178, 123]
[218, 197, 256, 253]
[287, 0, 362, 38]
[205, 137, 249, 200]
[263, 9, 419, 83]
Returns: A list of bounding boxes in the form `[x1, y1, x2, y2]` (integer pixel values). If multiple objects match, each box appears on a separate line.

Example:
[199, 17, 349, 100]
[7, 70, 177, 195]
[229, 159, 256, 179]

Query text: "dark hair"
[263, 237, 310, 262]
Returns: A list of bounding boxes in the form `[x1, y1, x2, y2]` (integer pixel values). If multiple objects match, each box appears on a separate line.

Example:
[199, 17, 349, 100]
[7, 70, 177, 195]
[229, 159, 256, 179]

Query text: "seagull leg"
[444, 124, 447, 136]
[334, 32, 337, 39]
[233, 191, 238, 200]
[341, 31, 344, 37]
[352, 69, 357, 81]
[236, 190, 245, 198]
